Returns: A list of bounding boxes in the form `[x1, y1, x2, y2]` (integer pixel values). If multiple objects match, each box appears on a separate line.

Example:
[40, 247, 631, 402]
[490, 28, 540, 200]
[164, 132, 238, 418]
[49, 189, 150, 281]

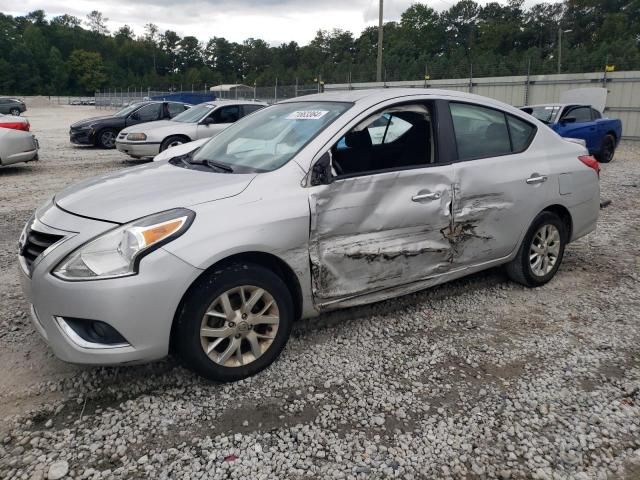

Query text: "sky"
[0, 0, 544, 46]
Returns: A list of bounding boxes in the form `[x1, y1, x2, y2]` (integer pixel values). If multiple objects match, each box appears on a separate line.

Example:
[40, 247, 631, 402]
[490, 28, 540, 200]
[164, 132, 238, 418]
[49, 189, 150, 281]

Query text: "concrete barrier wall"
[326, 71, 640, 140]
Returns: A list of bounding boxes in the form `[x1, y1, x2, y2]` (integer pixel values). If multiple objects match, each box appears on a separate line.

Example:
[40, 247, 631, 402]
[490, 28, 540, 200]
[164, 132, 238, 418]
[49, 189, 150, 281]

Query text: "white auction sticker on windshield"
[286, 110, 329, 120]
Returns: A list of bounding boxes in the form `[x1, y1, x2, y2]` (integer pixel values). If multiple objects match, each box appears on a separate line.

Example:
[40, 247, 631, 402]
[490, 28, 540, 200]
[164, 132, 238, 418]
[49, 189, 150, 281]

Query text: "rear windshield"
[192, 101, 351, 173]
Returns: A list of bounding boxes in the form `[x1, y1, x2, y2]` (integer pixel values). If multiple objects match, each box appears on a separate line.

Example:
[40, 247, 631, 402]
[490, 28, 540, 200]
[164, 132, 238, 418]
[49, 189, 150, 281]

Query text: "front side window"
[332, 104, 435, 176]
[191, 101, 350, 172]
[115, 103, 143, 117]
[521, 106, 561, 124]
[450, 103, 511, 160]
[564, 106, 592, 123]
[212, 106, 240, 124]
[134, 103, 162, 121]
[172, 103, 215, 123]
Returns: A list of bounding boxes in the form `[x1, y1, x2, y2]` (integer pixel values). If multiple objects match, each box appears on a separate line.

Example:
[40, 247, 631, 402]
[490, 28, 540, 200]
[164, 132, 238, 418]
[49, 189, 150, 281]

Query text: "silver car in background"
[19, 89, 600, 381]
[115, 100, 267, 159]
[1, 127, 38, 166]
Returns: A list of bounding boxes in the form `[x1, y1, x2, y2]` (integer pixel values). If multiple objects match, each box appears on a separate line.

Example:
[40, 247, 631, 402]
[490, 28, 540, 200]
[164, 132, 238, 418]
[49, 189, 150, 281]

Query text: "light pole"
[376, 0, 384, 83]
[557, 28, 572, 74]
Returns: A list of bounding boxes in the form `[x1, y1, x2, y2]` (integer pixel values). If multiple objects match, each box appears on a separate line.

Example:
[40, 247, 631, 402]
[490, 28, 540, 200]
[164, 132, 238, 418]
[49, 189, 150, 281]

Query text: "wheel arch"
[162, 134, 192, 147]
[542, 204, 573, 242]
[169, 251, 304, 352]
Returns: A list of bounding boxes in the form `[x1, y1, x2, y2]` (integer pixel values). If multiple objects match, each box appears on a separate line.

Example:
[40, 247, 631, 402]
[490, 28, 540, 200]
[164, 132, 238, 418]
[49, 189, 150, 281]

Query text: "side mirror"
[561, 116, 577, 124]
[200, 116, 214, 125]
[310, 152, 333, 186]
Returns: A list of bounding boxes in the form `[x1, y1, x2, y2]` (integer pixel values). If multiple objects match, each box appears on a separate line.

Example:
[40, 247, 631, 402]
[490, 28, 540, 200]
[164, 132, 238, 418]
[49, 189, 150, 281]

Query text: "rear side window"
[450, 102, 536, 160]
[242, 104, 264, 116]
[450, 103, 511, 160]
[507, 115, 536, 152]
[167, 102, 188, 118]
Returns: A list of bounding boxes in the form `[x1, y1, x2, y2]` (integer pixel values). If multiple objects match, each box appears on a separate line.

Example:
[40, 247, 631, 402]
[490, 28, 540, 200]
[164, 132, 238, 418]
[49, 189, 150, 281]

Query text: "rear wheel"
[506, 212, 567, 287]
[9, 108, 20, 116]
[160, 136, 188, 152]
[97, 129, 117, 149]
[596, 134, 616, 163]
[176, 263, 293, 382]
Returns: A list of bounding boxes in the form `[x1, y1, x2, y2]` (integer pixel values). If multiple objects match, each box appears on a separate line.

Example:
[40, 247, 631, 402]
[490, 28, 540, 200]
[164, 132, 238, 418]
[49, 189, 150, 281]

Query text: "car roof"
[523, 103, 589, 109]
[279, 88, 518, 110]
[202, 99, 268, 106]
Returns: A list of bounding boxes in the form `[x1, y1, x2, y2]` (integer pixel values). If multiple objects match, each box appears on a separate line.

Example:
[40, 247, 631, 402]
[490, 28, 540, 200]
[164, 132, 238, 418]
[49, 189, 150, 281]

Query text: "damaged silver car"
[19, 89, 600, 381]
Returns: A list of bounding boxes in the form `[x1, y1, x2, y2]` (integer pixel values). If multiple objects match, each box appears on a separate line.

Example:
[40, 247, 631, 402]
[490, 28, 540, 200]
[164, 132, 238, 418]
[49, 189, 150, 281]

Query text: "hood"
[560, 88, 607, 113]
[153, 138, 210, 162]
[121, 119, 175, 135]
[55, 161, 256, 223]
[71, 115, 120, 128]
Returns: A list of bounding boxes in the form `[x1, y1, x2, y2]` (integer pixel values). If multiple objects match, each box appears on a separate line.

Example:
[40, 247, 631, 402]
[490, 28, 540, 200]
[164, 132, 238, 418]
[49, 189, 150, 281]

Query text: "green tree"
[67, 49, 107, 92]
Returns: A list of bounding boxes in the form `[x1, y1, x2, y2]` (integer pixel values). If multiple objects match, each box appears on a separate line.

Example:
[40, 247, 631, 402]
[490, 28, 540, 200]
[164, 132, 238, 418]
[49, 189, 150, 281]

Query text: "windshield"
[172, 103, 215, 123]
[523, 106, 561, 124]
[192, 101, 351, 172]
[115, 103, 144, 117]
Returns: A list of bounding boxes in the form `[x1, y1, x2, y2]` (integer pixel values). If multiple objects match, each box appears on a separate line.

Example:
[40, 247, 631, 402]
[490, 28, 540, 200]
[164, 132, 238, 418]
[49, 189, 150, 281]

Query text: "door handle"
[412, 192, 441, 202]
[526, 175, 548, 185]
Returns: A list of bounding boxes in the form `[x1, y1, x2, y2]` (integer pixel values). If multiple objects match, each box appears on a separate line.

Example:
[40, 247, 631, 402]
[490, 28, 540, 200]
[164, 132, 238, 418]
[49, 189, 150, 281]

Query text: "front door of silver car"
[309, 102, 455, 304]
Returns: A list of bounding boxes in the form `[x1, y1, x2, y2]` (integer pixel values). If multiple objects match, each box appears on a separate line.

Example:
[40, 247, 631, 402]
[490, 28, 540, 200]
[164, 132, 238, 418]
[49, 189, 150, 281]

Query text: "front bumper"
[69, 129, 95, 145]
[19, 204, 202, 365]
[115, 141, 161, 158]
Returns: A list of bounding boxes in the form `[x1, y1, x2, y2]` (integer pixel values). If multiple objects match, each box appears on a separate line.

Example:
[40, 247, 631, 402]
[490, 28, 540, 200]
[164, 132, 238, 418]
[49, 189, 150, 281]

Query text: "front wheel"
[175, 263, 294, 382]
[160, 136, 188, 152]
[506, 212, 567, 287]
[596, 134, 616, 163]
[97, 129, 117, 149]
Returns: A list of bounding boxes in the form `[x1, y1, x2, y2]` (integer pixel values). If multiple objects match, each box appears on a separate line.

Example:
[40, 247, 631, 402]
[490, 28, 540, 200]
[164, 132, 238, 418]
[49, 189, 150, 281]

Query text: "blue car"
[521, 103, 622, 163]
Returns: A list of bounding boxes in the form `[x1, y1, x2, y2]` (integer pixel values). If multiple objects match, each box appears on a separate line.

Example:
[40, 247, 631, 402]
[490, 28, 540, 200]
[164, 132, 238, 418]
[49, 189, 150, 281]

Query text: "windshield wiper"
[204, 159, 234, 172]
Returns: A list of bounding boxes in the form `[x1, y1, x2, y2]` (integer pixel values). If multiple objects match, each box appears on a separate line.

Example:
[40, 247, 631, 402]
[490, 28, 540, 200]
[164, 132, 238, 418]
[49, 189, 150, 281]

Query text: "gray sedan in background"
[19, 89, 600, 381]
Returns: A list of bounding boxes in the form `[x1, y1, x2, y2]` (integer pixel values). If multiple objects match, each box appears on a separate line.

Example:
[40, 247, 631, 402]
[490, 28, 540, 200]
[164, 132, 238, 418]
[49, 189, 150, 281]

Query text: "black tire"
[160, 136, 188, 152]
[9, 108, 20, 116]
[175, 262, 294, 382]
[506, 211, 567, 287]
[96, 129, 117, 149]
[596, 134, 616, 163]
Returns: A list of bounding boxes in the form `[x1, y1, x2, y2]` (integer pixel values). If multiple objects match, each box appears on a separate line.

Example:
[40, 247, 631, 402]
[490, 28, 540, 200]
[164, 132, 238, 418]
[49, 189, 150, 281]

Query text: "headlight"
[127, 133, 147, 141]
[53, 209, 194, 281]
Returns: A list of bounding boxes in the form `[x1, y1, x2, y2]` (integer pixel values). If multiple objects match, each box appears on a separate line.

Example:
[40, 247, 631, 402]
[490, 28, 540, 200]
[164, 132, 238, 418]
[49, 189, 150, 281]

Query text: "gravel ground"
[0, 104, 639, 480]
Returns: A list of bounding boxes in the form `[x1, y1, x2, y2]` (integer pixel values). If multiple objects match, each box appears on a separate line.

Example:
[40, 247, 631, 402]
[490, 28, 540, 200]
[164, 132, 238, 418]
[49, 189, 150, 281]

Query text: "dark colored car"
[0, 98, 27, 116]
[69, 101, 192, 149]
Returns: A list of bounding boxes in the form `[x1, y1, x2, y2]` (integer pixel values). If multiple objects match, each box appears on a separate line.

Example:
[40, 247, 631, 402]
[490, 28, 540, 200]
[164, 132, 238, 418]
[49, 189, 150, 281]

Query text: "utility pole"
[557, 28, 562, 74]
[558, 28, 572, 74]
[376, 0, 384, 83]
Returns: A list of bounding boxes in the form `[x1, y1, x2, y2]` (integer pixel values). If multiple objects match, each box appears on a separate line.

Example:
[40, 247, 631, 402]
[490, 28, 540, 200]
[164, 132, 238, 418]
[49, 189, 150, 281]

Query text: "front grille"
[21, 229, 64, 269]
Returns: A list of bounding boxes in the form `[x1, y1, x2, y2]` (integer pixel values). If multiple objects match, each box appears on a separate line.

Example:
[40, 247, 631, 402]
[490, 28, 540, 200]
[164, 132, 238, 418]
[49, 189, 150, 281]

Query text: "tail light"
[0, 122, 29, 132]
[578, 155, 600, 178]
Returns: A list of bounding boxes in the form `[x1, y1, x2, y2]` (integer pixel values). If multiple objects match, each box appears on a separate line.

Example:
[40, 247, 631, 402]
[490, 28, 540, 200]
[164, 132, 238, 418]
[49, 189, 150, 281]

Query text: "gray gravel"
[0, 104, 639, 479]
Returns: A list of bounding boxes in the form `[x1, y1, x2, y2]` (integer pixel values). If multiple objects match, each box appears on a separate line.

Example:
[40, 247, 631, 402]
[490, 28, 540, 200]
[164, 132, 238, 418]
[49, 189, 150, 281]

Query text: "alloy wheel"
[101, 131, 116, 148]
[529, 224, 561, 277]
[200, 285, 280, 367]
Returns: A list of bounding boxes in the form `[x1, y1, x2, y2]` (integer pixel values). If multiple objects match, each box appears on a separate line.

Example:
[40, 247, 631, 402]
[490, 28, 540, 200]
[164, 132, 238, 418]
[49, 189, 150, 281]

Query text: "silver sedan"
[0, 127, 38, 166]
[19, 89, 600, 381]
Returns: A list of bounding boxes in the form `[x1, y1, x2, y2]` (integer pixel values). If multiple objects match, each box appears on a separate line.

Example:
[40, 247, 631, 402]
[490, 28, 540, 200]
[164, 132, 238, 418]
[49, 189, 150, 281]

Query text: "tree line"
[1, 0, 639, 95]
